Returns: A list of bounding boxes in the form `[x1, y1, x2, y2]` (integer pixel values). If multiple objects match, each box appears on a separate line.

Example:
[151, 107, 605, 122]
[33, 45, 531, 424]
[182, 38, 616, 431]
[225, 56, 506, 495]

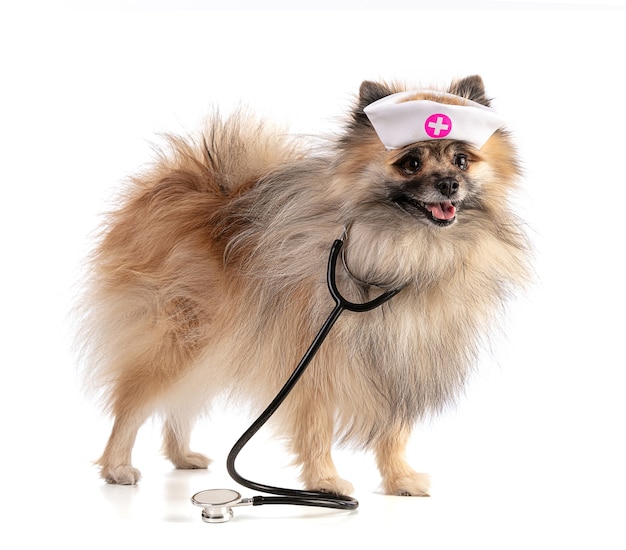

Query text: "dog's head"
[326, 76, 525, 289]
[337, 76, 520, 232]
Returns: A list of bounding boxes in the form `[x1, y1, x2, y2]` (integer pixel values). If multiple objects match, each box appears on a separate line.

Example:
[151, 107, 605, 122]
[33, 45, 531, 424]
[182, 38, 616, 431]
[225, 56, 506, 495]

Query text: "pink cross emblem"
[425, 113, 452, 139]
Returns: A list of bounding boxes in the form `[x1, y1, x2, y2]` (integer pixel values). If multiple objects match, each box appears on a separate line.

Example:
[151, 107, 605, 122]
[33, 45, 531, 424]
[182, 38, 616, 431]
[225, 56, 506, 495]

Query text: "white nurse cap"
[363, 90, 505, 150]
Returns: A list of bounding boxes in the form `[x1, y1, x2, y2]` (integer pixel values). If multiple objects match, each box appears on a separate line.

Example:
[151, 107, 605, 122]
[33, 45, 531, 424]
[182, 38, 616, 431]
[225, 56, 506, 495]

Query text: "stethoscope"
[191, 230, 404, 522]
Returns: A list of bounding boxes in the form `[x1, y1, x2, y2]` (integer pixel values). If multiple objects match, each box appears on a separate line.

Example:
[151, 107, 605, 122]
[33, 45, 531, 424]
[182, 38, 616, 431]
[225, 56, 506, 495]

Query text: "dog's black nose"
[436, 177, 459, 198]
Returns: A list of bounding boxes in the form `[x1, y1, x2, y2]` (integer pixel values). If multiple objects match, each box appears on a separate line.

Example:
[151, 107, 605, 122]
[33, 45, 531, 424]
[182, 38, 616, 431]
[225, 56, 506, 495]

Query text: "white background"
[1, 2, 625, 548]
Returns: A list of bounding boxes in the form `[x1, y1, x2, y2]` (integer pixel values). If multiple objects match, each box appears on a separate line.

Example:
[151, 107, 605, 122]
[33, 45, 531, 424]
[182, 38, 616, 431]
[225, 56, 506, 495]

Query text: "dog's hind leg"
[97, 404, 149, 485]
[96, 367, 164, 484]
[162, 410, 211, 470]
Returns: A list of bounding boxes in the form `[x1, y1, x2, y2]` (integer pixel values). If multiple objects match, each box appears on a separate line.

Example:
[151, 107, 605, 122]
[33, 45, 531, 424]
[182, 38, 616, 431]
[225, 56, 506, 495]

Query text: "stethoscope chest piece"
[191, 489, 247, 523]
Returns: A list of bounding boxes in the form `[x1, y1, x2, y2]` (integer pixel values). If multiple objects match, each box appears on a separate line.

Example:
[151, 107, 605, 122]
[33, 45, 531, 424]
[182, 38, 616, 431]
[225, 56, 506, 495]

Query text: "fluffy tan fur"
[77, 76, 530, 495]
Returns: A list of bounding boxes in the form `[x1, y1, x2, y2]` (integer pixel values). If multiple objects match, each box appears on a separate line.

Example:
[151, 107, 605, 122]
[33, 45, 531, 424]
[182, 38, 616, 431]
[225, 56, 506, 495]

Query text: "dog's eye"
[397, 155, 422, 175]
[454, 154, 469, 170]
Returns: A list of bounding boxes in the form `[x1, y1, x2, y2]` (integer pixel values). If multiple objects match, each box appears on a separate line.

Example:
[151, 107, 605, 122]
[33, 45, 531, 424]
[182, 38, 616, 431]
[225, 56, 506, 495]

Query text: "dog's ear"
[357, 80, 394, 110]
[347, 80, 395, 135]
[448, 75, 491, 107]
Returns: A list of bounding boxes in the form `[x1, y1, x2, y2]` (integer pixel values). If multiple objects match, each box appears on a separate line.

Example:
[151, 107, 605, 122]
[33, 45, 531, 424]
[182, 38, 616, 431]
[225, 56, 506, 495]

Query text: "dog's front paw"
[101, 464, 142, 485]
[383, 472, 430, 496]
[171, 451, 211, 470]
[307, 476, 355, 496]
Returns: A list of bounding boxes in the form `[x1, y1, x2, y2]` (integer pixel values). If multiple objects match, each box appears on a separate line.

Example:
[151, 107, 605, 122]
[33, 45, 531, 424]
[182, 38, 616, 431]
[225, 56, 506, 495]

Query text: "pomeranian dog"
[77, 75, 529, 496]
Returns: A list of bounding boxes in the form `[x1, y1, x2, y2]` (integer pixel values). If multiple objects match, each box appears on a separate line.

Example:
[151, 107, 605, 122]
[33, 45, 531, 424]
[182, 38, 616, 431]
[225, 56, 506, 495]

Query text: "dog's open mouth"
[424, 201, 457, 223]
[393, 195, 458, 227]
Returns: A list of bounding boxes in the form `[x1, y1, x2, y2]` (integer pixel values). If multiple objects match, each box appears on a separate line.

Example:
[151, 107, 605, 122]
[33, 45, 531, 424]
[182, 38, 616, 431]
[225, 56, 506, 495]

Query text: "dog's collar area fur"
[364, 90, 505, 150]
[339, 224, 410, 290]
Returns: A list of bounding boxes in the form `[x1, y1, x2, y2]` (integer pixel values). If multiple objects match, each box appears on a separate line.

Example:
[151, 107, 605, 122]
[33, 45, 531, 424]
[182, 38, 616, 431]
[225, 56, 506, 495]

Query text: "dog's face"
[335, 75, 518, 234]
[331, 76, 521, 287]
[381, 139, 479, 228]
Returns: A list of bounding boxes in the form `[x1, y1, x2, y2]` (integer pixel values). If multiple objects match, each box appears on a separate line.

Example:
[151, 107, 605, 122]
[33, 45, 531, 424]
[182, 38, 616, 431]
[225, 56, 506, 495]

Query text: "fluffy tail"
[74, 110, 302, 410]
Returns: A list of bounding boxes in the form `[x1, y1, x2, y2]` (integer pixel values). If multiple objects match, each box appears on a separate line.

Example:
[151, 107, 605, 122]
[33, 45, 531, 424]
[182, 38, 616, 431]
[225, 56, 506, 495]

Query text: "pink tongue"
[426, 201, 456, 221]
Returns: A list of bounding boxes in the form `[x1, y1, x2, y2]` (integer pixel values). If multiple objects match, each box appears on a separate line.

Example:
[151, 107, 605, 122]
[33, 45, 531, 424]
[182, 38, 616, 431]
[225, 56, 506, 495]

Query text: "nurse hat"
[363, 90, 505, 150]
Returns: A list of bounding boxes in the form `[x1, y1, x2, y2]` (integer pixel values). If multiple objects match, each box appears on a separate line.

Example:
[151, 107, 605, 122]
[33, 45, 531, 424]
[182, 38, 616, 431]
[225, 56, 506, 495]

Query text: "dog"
[77, 75, 530, 496]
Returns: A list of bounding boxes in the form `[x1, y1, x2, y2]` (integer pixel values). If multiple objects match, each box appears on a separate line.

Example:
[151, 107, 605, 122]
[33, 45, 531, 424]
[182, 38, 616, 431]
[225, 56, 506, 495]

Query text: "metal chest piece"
[191, 489, 250, 523]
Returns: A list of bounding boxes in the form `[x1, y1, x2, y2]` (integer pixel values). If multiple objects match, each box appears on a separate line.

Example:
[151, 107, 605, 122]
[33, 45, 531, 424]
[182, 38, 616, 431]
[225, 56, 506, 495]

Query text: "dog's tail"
[74, 110, 302, 409]
[159, 109, 303, 198]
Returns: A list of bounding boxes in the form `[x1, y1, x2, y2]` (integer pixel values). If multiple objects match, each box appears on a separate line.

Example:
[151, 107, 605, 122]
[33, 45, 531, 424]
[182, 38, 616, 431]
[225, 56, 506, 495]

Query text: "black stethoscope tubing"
[226, 237, 403, 512]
